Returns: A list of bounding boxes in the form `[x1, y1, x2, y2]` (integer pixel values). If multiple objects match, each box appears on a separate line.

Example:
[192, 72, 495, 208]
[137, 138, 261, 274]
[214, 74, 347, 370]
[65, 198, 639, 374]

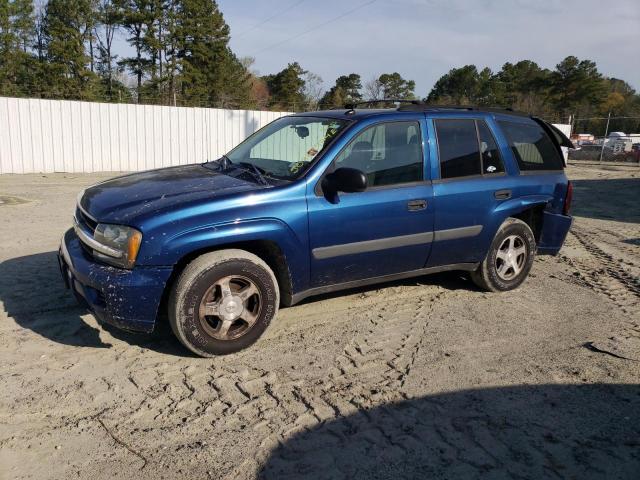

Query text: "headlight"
[93, 224, 143, 269]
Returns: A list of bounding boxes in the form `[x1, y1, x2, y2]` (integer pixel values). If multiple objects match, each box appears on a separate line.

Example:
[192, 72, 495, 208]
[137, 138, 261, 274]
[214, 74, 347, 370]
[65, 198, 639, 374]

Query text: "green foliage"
[119, 0, 156, 99]
[319, 73, 362, 109]
[495, 60, 551, 113]
[0, 0, 37, 96]
[378, 72, 415, 101]
[549, 56, 607, 117]
[173, 0, 250, 107]
[263, 62, 307, 109]
[426, 56, 639, 128]
[0, 0, 638, 128]
[426, 65, 500, 106]
[94, 0, 124, 101]
[41, 0, 99, 99]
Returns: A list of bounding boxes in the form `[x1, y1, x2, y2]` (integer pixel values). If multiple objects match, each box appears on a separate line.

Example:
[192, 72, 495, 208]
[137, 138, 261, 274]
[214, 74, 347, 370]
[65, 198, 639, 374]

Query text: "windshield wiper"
[212, 156, 271, 186]
[237, 162, 270, 186]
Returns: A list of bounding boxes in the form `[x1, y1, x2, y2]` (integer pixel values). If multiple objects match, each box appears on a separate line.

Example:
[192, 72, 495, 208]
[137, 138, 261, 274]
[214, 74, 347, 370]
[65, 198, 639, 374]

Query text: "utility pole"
[599, 111, 611, 163]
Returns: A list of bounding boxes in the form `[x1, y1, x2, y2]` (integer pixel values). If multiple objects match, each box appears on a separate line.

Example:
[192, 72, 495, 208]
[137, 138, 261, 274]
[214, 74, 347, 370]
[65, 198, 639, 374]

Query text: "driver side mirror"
[322, 167, 367, 195]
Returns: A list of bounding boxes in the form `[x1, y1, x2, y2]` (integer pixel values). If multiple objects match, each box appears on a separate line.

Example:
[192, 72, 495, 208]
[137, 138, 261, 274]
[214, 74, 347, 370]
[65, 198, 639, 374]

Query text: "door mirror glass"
[323, 167, 367, 194]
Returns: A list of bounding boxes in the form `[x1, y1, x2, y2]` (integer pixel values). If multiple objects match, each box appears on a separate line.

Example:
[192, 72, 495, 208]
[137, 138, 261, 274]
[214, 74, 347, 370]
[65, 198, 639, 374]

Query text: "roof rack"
[343, 99, 424, 111]
[339, 100, 530, 117]
[397, 104, 530, 117]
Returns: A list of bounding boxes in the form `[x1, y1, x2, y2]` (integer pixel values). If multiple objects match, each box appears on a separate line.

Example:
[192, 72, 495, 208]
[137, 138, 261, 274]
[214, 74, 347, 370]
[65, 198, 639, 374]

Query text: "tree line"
[1, 0, 638, 134]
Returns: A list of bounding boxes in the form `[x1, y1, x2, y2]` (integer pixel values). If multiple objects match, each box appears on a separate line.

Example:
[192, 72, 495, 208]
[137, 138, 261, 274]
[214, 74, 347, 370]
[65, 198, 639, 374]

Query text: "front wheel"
[471, 218, 536, 292]
[169, 249, 279, 357]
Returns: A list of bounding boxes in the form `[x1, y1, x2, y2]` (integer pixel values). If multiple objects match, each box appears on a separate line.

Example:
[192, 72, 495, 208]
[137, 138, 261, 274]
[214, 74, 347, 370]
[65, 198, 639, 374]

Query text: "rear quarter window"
[497, 120, 564, 171]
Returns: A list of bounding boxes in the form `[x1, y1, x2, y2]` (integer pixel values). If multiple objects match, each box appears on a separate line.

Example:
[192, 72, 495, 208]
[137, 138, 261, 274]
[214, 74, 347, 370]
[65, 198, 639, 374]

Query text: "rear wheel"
[471, 218, 536, 292]
[169, 249, 279, 357]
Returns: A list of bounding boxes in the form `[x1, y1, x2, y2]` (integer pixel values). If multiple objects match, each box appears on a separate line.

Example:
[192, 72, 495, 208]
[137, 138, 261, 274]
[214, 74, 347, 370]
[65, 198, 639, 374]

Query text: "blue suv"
[58, 103, 574, 357]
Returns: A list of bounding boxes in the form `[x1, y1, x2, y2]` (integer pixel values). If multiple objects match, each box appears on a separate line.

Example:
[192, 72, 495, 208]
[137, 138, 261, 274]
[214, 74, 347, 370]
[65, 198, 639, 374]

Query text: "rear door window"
[435, 119, 481, 179]
[497, 120, 564, 171]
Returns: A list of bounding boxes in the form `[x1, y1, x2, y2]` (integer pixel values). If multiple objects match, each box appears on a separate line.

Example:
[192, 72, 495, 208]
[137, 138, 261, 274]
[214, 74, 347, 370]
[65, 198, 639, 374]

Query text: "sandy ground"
[0, 164, 639, 479]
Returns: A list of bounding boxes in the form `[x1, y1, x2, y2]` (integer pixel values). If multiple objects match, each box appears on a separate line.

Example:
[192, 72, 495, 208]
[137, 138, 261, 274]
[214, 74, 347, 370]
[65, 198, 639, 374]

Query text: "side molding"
[312, 232, 433, 260]
[433, 225, 483, 242]
[312, 225, 483, 260]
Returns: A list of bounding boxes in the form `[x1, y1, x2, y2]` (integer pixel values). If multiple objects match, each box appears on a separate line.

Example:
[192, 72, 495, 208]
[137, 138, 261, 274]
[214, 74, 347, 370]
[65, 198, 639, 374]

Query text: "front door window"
[335, 121, 423, 187]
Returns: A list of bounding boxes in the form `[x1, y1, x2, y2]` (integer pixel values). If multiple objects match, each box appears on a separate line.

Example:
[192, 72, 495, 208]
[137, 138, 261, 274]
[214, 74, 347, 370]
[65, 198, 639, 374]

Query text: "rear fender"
[493, 194, 553, 218]
[481, 195, 553, 252]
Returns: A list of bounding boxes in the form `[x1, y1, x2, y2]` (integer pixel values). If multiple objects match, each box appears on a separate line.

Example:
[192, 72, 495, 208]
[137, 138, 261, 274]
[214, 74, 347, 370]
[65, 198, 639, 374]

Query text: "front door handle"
[494, 189, 512, 200]
[407, 199, 427, 211]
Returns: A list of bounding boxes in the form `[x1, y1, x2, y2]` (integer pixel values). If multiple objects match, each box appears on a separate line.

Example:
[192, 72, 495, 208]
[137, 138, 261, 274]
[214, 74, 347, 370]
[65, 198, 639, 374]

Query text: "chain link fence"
[569, 115, 640, 164]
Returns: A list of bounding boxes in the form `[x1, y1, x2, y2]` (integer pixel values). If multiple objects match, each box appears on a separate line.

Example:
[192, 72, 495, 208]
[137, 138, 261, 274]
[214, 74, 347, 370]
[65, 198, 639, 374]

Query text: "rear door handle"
[494, 189, 512, 200]
[407, 199, 427, 211]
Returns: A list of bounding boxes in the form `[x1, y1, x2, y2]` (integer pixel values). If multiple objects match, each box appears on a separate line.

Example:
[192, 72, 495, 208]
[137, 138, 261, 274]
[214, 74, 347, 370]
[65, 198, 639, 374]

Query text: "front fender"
[161, 218, 308, 292]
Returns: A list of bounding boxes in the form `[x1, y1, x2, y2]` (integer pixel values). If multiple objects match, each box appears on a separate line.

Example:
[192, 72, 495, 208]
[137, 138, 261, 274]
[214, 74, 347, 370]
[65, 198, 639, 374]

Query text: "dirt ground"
[1, 163, 639, 479]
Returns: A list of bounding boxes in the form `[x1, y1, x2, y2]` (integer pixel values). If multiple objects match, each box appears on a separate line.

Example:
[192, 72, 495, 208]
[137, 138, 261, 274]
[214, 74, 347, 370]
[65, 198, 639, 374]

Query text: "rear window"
[498, 120, 564, 171]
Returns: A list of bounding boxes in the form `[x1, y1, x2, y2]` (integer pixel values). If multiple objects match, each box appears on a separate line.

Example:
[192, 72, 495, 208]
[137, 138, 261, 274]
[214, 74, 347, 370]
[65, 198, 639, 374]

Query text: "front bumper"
[58, 229, 172, 333]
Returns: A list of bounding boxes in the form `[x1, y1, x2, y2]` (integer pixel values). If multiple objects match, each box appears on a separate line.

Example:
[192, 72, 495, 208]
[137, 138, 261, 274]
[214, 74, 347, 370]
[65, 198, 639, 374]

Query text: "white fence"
[0, 96, 574, 174]
[0, 97, 290, 174]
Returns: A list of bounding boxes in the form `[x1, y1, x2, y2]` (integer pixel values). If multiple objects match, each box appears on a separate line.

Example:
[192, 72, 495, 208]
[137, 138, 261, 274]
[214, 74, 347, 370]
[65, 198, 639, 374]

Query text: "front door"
[307, 119, 434, 287]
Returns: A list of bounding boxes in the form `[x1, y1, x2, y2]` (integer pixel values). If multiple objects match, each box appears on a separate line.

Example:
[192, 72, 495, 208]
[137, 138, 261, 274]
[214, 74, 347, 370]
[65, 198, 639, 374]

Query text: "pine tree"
[120, 0, 155, 102]
[172, 0, 250, 108]
[263, 62, 307, 110]
[378, 72, 415, 101]
[41, 0, 99, 99]
[550, 56, 607, 119]
[319, 73, 362, 109]
[0, 0, 37, 96]
[495, 60, 552, 114]
[94, 0, 123, 101]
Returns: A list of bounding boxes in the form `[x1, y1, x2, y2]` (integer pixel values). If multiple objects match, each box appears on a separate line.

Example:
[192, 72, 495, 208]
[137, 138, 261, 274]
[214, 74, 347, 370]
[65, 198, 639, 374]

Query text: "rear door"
[495, 117, 569, 216]
[307, 117, 434, 286]
[426, 116, 514, 267]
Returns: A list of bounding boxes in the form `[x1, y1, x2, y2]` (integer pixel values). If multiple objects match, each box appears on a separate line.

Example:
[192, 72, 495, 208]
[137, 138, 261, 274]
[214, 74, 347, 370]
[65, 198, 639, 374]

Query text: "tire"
[470, 218, 536, 292]
[169, 249, 279, 357]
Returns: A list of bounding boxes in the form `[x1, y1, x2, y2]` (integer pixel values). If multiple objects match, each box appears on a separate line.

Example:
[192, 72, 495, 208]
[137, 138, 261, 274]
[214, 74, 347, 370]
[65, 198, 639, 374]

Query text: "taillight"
[563, 181, 573, 215]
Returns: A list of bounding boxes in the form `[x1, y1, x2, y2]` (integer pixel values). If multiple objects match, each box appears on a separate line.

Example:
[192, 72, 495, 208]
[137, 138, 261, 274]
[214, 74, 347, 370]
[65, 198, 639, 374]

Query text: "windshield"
[222, 116, 350, 181]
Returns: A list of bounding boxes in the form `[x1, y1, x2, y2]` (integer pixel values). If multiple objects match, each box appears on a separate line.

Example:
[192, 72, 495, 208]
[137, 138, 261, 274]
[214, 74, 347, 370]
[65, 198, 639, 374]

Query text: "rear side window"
[435, 119, 504, 179]
[498, 120, 564, 171]
[435, 119, 480, 179]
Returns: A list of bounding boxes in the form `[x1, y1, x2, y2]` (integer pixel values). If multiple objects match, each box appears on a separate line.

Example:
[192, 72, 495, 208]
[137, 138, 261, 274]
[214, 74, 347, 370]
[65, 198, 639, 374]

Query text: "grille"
[74, 205, 98, 257]
[76, 206, 98, 233]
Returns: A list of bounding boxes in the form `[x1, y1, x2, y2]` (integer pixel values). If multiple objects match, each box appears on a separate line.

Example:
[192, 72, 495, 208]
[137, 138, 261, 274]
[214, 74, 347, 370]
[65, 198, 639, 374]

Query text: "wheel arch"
[159, 239, 295, 315]
[510, 205, 545, 243]
[492, 194, 552, 244]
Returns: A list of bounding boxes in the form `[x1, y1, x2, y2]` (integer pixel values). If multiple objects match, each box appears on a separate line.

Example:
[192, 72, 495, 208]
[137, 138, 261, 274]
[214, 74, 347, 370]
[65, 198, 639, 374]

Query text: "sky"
[217, 0, 640, 96]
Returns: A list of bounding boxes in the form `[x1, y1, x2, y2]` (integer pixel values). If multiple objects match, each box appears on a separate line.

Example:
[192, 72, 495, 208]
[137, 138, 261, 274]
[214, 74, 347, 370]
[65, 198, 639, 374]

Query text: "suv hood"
[79, 164, 268, 224]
